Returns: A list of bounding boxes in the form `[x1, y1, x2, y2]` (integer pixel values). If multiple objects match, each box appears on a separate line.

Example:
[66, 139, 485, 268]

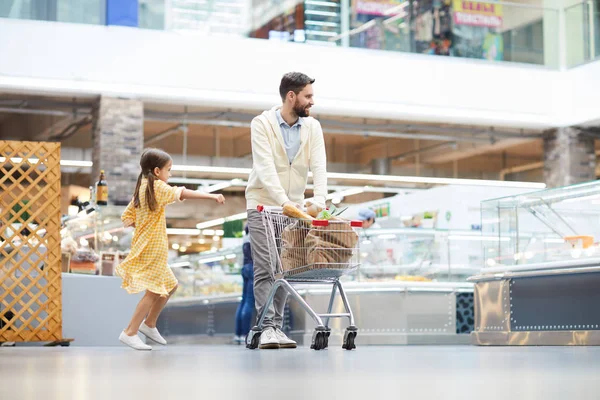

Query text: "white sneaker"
[139, 322, 167, 345]
[259, 327, 280, 349]
[275, 328, 297, 349]
[119, 331, 152, 351]
[236, 335, 246, 344]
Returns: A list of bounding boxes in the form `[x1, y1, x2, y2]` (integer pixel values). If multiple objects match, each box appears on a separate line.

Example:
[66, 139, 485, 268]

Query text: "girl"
[117, 148, 225, 350]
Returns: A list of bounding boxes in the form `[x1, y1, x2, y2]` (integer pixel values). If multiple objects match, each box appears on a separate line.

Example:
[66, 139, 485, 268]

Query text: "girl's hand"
[213, 194, 225, 204]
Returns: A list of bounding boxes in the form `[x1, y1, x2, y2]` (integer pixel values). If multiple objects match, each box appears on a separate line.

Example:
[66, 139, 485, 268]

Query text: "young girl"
[116, 148, 225, 350]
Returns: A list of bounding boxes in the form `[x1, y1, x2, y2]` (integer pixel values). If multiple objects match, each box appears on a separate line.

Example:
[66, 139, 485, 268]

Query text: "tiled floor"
[1, 344, 600, 400]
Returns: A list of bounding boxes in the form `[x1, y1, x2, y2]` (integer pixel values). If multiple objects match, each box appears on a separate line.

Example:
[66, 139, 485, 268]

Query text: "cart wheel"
[342, 329, 357, 350]
[311, 331, 327, 351]
[246, 328, 262, 350]
[323, 331, 330, 349]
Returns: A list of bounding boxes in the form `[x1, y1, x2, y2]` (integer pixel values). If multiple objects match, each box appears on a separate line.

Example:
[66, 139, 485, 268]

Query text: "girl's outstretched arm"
[180, 189, 225, 204]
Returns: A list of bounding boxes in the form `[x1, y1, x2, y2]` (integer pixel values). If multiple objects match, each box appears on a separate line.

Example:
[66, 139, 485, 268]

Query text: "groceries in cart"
[280, 202, 359, 277]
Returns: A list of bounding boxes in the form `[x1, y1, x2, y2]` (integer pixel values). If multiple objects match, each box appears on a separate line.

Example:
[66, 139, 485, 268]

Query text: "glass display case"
[60, 206, 133, 275]
[170, 246, 244, 299]
[357, 228, 483, 282]
[481, 180, 600, 269]
[169, 226, 484, 302]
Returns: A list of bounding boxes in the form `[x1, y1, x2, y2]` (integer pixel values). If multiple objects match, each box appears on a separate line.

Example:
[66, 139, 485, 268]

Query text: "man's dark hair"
[279, 72, 315, 101]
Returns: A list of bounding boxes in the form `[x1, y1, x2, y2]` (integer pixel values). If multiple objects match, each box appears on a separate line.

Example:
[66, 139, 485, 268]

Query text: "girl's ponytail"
[145, 170, 158, 212]
[133, 172, 143, 208]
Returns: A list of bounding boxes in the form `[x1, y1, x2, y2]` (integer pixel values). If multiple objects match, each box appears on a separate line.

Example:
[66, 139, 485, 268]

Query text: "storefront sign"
[355, 0, 405, 16]
[453, 0, 503, 28]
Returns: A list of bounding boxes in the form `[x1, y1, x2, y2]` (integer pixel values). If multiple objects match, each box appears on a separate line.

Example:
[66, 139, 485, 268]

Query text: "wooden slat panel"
[0, 140, 63, 342]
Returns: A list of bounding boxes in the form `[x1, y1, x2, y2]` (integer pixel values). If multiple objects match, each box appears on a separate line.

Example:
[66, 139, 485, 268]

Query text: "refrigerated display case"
[158, 226, 478, 345]
[171, 246, 244, 299]
[471, 180, 600, 346]
[60, 206, 133, 276]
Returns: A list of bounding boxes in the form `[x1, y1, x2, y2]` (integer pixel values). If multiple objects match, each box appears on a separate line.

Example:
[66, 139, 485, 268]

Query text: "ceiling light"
[196, 212, 248, 229]
[202, 180, 234, 193]
[171, 165, 251, 174]
[166, 228, 201, 235]
[11, 158, 544, 190]
[202, 229, 215, 236]
[170, 261, 191, 268]
[200, 255, 225, 264]
[172, 243, 180, 250]
[60, 160, 93, 167]
[449, 235, 510, 242]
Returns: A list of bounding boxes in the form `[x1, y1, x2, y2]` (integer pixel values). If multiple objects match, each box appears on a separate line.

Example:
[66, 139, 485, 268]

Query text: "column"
[543, 127, 596, 188]
[91, 97, 144, 206]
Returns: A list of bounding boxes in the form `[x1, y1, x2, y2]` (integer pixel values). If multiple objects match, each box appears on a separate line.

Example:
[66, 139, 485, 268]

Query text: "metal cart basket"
[246, 206, 362, 350]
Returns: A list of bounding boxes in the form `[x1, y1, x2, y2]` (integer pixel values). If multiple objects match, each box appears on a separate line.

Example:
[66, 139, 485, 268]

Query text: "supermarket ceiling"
[0, 93, 552, 182]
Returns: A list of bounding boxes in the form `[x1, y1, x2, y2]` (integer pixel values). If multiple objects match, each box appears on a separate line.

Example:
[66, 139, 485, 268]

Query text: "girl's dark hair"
[133, 148, 172, 212]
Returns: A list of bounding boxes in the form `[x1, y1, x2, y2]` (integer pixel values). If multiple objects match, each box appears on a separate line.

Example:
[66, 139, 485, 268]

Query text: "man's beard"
[293, 101, 310, 118]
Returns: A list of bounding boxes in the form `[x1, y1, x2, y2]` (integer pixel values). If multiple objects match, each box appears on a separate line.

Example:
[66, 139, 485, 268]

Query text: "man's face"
[362, 218, 374, 229]
[292, 84, 314, 117]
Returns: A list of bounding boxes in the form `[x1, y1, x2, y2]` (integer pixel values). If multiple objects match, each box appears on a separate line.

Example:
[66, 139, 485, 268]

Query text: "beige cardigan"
[245, 106, 327, 210]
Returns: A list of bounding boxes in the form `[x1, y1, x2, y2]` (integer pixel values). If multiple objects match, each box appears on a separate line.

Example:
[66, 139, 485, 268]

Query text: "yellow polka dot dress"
[116, 178, 183, 296]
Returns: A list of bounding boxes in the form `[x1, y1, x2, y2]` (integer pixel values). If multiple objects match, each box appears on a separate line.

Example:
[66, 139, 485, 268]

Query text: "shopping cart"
[246, 206, 362, 351]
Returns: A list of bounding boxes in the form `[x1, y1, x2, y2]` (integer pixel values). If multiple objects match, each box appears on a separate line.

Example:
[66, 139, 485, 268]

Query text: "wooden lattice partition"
[0, 141, 63, 342]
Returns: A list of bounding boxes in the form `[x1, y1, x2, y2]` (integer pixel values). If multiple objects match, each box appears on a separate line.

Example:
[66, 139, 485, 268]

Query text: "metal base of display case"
[157, 282, 475, 346]
[293, 332, 472, 346]
[470, 260, 600, 346]
[472, 331, 600, 346]
[471, 331, 600, 346]
[287, 282, 473, 346]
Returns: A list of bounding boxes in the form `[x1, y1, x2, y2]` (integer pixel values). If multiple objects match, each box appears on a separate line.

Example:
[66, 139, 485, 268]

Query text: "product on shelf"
[96, 170, 108, 206]
[70, 248, 99, 275]
[394, 275, 432, 282]
[101, 252, 117, 276]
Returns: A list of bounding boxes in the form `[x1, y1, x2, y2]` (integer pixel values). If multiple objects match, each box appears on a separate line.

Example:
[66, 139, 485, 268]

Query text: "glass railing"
[1, 0, 598, 69]
[327, 0, 556, 67]
[1, 0, 106, 25]
[565, 1, 600, 67]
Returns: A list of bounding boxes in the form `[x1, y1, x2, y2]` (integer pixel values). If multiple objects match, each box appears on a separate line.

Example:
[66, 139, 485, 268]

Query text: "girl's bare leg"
[124, 290, 161, 336]
[144, 285, 178, 328]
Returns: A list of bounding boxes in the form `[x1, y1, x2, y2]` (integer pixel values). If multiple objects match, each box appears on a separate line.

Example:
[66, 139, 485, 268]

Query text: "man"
[245, 72, 327, 349]
[357, 208, 377, 229]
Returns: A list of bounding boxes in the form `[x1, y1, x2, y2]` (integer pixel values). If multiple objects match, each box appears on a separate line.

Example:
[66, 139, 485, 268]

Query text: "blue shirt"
[276, 109, 302, 164]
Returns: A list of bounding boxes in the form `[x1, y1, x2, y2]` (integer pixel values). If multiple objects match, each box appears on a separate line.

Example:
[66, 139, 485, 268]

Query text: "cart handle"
[257, 205, 363, 228]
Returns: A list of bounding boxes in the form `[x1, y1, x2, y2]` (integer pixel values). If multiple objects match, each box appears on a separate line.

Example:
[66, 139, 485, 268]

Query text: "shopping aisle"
[1, 345, 599, 399]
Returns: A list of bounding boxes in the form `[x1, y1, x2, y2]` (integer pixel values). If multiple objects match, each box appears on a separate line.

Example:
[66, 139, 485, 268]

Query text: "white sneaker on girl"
[119, 331, 152, 351]
[139, 322, 167, 345]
